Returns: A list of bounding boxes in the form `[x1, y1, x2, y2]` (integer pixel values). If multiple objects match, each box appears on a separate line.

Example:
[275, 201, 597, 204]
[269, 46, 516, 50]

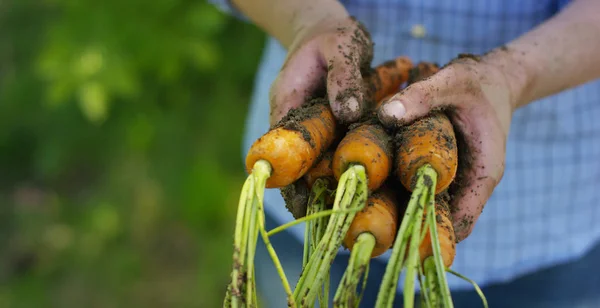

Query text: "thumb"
[376, 78, 444, 128]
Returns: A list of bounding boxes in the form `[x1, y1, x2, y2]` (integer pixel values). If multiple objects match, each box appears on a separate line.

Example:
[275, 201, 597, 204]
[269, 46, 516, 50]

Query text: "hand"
[377, 52, 522, 242]
[269, 16, 374, 126]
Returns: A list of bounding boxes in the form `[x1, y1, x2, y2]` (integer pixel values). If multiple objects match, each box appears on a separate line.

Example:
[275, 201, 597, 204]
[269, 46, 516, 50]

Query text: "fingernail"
[382, 99, 406, 120]
[345, 97, 360, 113]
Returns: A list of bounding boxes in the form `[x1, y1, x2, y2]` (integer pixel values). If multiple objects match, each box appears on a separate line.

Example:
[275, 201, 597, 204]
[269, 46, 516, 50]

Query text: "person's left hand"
[377, 53, 524, 242]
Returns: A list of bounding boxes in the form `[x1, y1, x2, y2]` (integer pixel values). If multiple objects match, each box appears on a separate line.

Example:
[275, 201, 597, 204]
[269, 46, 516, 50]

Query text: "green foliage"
[0, 0, 265, 306]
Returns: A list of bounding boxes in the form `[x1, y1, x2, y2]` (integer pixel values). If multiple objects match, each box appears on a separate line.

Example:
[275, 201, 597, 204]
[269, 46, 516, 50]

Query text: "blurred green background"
[0, 1, 264, 307]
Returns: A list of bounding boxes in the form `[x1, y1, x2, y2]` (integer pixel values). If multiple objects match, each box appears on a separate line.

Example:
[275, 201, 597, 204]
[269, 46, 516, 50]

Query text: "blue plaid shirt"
[211, 0, 600, 291]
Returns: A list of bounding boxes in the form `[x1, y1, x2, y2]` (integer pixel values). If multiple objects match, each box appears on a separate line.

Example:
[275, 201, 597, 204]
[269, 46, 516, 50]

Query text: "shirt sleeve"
[207, 0, 248, 21]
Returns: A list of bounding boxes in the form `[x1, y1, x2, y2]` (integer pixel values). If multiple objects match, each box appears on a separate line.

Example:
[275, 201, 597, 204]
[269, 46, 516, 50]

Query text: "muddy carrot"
[304, 151, 336, 190]
[407, 61, 440, 85]
[333, 122, 393, 192]
[333, 185, 398, 306]
[419, 194, 456, 268]
[231, 99, 337, 307]
[395, 63, 458, 193]
[343, 185, 399, 258]
[369, 56, 414, 104]
[245, 99, 338, 188]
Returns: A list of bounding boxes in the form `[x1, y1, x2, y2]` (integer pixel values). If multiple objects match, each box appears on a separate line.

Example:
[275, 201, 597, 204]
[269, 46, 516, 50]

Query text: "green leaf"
[78, 81, 109, 124]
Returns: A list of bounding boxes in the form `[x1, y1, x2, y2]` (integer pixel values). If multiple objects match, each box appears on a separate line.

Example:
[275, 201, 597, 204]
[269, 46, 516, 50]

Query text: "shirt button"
[410, 24, 426, 38]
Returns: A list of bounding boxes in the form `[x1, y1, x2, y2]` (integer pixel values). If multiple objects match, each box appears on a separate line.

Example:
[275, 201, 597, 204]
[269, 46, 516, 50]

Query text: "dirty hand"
[377, 52, 521, 242]
[269, 16, 374, 126]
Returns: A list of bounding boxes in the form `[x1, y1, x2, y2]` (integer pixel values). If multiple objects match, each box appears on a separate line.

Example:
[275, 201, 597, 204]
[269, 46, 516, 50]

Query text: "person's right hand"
[268, 16, 374, 126]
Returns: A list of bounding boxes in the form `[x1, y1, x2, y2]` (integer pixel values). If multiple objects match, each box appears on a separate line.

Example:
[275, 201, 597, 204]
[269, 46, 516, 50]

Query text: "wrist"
[481, 46, 534, 111]
[286, 1, 350, 49]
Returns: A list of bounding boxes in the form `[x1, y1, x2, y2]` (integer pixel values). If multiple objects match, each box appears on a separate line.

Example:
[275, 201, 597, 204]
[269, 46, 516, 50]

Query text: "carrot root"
[333, 232, 375, 307]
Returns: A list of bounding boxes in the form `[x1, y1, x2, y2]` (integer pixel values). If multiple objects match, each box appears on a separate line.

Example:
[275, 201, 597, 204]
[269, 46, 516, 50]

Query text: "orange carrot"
[245, 99, 338, 188]
[369, 56, 414, 104]
[304, 151, 335, 189]
[407, 61, 440, 85]
[419, 195, 456, 267]
[394, 63, 458, 193]
[333, 122, 392, 192]
[343, 185, 398, 258]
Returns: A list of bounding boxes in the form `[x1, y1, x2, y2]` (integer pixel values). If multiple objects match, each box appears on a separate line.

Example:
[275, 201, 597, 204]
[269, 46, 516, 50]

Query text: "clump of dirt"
[423, 174, 433, 189]
[443, 52, 483, 69]
[457, 53, 481, 62]
[280, 178, 310, 219]
[271, 98, 329, 148]
[346, 121, 394, 161]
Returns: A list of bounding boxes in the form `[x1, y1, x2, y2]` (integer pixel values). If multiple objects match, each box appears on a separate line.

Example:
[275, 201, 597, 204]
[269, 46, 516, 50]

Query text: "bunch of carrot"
[223, 57, 487, 308]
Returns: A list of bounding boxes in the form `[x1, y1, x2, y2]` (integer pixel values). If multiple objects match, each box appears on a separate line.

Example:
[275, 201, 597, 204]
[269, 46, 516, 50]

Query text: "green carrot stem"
[333, 232, 376, 307]
[315, 190, 331, 308]
[423, 257, 440, 307]
[246, 196, 259, 306]
[267, 207, 362, 237]
[417, 257, 431, 308]
[295, 165, 368, 307]
[295, 171, 355, 304]
[224, 281, 233, 307]
[303, 205, 312, 268]
[304, 179, 330, 308]
[304, 165, 367, 305]
[374, 170, 428, 307]
[403, 189, 428, 308]
[356, 260, 369, 308]
[424, 169, 454, 308]
[252, 160, 296, 308]
[229, 174, 255, 308]
[293, 170, 351, 303]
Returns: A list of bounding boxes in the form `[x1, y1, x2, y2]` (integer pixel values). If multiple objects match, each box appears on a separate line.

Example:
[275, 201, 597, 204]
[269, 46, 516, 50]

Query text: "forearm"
[486, 0, 600, 109]
[230, 0, 349, 49]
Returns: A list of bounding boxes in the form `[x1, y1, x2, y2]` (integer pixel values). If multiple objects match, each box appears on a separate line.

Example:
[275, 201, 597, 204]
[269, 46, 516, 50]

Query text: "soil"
[445, 109, 475, 208]
[350, 121, 394, 162]
[443, 52, 483, 69]
[272, 98, 330, 148]
[433, 192, 456, 244]
[393, 111, 457, 191]
[280, 178, 310, 219]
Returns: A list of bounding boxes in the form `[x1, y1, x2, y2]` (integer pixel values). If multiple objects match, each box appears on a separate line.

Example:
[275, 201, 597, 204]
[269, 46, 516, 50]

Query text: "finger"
[324, 55, 365, 124]
[448, 108, 506, 241]
[320, 32, 372, 124]
[269, 45, 327, 125]
[377, 65, 471, 128]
